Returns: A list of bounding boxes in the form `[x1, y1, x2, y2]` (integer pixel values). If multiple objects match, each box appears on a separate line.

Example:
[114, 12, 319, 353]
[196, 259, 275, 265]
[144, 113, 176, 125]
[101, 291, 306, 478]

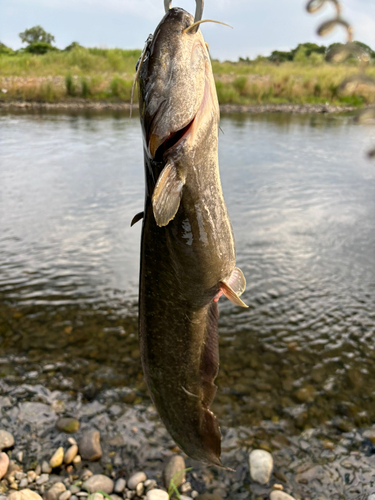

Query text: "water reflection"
[1, 110, 375, 437]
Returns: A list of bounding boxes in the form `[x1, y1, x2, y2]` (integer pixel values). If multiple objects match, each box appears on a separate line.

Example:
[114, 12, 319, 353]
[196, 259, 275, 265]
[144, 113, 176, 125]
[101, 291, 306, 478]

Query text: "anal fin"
[220, 267, 248, 308]
[152, 161, 184, 227]
[130, 211, 144, 227]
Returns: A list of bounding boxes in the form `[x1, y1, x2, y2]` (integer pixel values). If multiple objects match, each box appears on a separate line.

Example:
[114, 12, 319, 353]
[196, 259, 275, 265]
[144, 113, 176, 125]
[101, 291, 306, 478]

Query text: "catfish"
[134, 1, 247, 467]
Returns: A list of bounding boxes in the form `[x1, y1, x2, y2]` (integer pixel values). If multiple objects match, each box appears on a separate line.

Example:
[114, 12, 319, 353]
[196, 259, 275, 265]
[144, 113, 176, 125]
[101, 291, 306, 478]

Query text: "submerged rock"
[78, 431, 102, 461]
[249, 449, 273, 485]
[56, 418, 80, 434]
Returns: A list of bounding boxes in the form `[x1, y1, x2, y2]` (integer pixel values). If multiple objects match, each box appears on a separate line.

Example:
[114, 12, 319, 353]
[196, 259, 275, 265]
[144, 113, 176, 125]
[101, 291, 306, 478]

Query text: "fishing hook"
[164, 0, 204, 24]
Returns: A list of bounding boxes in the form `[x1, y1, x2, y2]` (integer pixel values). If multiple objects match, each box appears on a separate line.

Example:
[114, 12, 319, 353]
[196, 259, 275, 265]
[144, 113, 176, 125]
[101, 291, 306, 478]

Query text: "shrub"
[65, 74, 75, 96]
[25, 42, 57, 54]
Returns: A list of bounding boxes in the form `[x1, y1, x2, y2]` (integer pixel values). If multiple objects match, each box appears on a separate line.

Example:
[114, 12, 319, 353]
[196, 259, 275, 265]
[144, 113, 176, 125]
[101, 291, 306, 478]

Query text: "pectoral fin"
[220, 267, 248, 308]
[130, 211, 144, 227]
[152, 162, 184, 227]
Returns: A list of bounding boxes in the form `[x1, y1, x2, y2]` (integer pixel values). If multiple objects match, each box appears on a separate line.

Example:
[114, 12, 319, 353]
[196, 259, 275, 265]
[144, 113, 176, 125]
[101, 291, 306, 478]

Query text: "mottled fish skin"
[136, 7, 246, 467]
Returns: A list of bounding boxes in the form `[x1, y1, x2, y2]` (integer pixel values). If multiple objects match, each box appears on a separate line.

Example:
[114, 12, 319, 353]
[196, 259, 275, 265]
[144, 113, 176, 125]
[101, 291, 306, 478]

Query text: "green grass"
[1, 47, 374, 106]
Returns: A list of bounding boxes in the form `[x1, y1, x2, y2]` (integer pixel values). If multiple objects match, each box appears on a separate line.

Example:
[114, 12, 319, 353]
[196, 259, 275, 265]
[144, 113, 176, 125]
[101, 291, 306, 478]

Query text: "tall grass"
[1, 48, 374, 105]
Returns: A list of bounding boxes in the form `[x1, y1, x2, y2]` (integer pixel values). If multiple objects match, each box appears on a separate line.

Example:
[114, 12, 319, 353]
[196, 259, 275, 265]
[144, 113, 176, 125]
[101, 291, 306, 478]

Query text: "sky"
[0, 0, 375, 61]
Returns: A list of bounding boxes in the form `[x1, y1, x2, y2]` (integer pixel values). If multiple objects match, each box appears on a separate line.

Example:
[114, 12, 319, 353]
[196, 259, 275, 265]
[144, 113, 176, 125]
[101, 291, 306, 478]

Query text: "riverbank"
[0, 100, 357, 114]
[1, 50, 374, 107]
[2, 382, 375, 500]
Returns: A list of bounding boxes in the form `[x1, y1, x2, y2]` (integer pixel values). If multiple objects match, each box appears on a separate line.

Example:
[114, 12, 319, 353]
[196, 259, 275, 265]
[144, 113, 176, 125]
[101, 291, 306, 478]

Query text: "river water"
[1, 110, 375, 498]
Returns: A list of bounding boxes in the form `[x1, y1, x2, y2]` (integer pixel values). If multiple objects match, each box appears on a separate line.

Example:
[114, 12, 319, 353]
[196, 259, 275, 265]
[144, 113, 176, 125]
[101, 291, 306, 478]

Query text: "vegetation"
[1, 26, 375, 106]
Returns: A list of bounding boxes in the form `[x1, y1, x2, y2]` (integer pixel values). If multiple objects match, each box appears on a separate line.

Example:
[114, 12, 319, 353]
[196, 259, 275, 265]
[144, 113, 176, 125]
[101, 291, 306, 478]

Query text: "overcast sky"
[1, 0, 375, 61]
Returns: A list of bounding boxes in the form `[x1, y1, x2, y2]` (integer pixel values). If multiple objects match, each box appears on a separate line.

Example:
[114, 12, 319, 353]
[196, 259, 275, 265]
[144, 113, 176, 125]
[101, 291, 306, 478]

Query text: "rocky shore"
[0, 422, 287, 500]
[0, 100, 357, 114]
[2, 382, 375, 499]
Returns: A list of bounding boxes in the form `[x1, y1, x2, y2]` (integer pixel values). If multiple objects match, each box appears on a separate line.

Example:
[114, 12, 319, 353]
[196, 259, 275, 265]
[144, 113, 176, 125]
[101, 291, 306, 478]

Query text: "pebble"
[180, 482, 191, 493]
[270, 492, 296, 500]
[0, 452, 9, 480]
[69, 486, 80, 495]
[16, 452, 24, 463]
[19, 479, 28, 489]
[136, 483, 144, 496]
[72, 455, 81, 465]
[64, 445, 78, 465]
[81, 470, 93, 481]
[145, 479, 157, 491]
[180, 497, 193, 500]
[92, 494, 103, 500]
[59, 492, 72, 500]
[71, 497, 78, 500]
[145, 490, 169, 500]
[76, 494, 88, 498]
[83, 474, 114, 494]
[44, 483, 66, 500]
[50, 448, 64, 469]
[27, 471, 36, 483]
[42, 461, 52, 474]
[55, 418, 80, 434]
[8, 490, 43, 500]
[36, 474, 49, 485]
[68, 438, 77, 446]
[0, 430, 14, 450]
[114, 478, 126, 493]
[79, 431, 102, 461]
[249, 449, 273, 485]
[163, 455, 186, 488]
[127, 471, 147, 490]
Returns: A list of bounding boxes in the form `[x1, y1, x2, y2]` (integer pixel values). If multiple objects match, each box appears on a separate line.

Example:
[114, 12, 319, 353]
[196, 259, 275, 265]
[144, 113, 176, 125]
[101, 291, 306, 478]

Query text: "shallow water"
[1, 110, 375, 497]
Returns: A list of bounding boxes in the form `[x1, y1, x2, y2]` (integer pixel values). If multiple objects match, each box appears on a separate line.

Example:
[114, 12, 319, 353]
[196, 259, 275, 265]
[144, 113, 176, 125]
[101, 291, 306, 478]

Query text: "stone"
[16, 452, 24, 463]
[82, 475, 114, 494]
[59, 492, 72, 500]
[0, 452, 9, 480]
[91, 494, 103, 500]
[181, 483, 192, 493]
[78, 431, 102, 461]
[249, 449, 273, 485]
[72, 456, 81, 465]
[19, 479, 28, 489]
[42, 461, 52, 474]
[180, 497, 193, 500]
[0, 430, 14, 450]
[64, 446, 78, 465]
[270, 492, 296, 500]
[67, 438, 77, 446]
[8, 489, 43, 500]
[27, 471, 37, 483]
[114, 479, 126, 493]
[56, 419, 80, 434]
[70, 497, 78, 500]
[196, 495, 223, 500]
[36, 474, 49, 485]
[50, 448, 64, 469]
[44, 483, 66, 500]
[163, 455, 186, 489]
[127, 472, 147, 490]
[145, 490, 169, 500]
[136, 483, 144, 497]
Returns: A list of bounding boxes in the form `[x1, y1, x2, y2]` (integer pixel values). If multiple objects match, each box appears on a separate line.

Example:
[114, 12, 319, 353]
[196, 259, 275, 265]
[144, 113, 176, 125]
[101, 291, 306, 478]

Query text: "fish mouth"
[149, 117, 196, 161]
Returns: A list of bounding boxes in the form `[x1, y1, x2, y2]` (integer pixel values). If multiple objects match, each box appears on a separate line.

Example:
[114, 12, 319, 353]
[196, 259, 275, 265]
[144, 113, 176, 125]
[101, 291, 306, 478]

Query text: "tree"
[19, 25, 55, 46]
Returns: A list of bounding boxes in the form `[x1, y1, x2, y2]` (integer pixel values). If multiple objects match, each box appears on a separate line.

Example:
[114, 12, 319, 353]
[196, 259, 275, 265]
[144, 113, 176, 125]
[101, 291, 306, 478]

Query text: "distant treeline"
[1, 25, 374, 65]
[239, 42, 375, 64]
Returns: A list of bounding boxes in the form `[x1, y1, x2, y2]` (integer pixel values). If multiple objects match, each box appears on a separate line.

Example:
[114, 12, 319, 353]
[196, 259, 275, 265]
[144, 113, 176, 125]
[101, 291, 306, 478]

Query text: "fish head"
[137, 7, 219, 161]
